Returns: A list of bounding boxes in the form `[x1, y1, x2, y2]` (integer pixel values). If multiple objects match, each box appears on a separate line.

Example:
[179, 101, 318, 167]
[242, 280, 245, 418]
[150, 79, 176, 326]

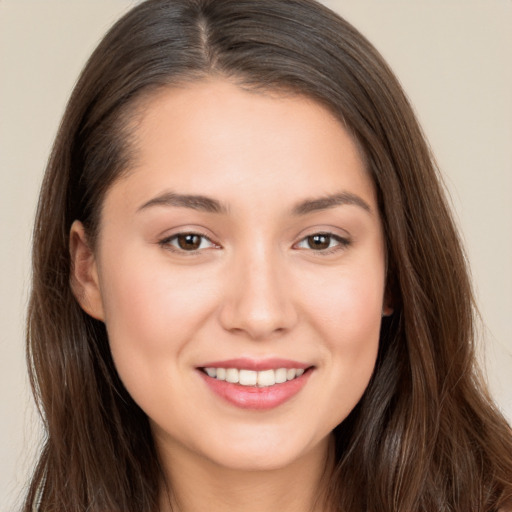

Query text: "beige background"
[1, 1, 511, 510]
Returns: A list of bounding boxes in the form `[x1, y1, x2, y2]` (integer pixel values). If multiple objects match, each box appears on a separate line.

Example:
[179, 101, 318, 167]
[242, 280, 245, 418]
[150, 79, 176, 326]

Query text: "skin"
[70, 79, 391, 512]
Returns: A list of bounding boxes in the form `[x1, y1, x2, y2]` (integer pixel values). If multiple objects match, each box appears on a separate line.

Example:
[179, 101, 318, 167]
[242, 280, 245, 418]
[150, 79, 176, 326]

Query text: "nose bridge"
[219, 240, 297, 339]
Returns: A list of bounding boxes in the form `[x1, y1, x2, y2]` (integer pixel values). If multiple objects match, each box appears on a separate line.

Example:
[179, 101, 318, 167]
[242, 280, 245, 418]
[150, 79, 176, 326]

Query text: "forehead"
[105, 78, 377, 216]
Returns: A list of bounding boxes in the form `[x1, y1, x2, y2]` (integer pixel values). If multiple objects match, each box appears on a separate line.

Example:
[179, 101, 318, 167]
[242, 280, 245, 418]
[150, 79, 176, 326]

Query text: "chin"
[194, 426, 331, 473]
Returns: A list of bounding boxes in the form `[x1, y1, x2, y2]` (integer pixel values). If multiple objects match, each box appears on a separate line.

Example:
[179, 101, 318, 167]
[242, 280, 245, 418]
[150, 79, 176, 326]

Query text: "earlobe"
[69, 220, 105, 321]
[382, 304, 394, 317]
[382, 288, 394, 317]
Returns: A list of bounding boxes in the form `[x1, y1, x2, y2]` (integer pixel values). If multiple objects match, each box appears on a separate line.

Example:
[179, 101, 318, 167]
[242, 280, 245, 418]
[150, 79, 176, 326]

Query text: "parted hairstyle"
[24, 0, 512, 511]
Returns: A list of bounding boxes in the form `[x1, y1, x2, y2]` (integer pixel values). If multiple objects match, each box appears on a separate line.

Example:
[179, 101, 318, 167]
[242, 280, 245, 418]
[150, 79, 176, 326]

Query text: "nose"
[218, 245, 298, 340]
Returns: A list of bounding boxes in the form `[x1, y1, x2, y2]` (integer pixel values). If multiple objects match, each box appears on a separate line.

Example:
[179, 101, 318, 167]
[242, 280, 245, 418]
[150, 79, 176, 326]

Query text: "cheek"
[305, 260, 385, 344]
[298, 260, 384, 418]
[97, 251, 219, 378]
[321, 276, 382, 379]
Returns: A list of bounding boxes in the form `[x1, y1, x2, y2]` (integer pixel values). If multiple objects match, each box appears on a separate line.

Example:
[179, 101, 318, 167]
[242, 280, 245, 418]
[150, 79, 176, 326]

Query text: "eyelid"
[158, 230, 221, 253]
[293, 231, 351, 255]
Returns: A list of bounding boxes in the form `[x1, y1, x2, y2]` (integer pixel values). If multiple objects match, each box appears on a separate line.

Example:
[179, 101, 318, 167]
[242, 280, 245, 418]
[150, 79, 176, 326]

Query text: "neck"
[157, 435, 335, 512]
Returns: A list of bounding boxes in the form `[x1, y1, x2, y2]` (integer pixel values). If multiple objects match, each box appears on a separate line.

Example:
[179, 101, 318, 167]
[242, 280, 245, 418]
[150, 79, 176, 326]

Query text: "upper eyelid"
[294, 228, 351, 243]
[159, 231, 220, 252]
[294, 232, 350, 246]
[160, 231, 213, 242]
[158, 225, 217, 242]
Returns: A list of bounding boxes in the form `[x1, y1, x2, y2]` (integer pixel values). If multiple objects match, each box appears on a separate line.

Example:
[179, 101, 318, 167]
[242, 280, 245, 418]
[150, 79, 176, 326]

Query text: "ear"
[69, 220, 105, 321]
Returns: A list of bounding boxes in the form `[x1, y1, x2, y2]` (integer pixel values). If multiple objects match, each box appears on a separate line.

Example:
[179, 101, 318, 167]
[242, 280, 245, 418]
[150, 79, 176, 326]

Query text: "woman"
[24, 0, 512, 511]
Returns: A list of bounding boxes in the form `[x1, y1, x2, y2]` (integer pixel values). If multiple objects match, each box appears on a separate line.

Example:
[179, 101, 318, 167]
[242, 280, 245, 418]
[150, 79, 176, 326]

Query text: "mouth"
[197, 359, 314, 410]
[200, 367, 306, 387]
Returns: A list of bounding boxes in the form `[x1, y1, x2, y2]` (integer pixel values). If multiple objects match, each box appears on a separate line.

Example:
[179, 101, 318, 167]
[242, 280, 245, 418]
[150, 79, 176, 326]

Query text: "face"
[71, 79, 389, 472]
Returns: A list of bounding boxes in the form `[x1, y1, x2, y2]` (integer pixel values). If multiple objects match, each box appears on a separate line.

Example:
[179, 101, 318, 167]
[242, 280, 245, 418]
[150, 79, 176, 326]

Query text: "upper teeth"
[204, 367, 305, 387]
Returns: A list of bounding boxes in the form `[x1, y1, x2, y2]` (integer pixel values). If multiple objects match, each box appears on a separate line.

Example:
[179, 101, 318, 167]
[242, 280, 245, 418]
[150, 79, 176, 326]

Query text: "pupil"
[178, 234, 201, 250]
[309, 234, 330, 250]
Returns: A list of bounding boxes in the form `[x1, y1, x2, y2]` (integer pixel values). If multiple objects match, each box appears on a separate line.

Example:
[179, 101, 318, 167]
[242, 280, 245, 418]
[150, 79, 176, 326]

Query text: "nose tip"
[218, 258, 298, 340]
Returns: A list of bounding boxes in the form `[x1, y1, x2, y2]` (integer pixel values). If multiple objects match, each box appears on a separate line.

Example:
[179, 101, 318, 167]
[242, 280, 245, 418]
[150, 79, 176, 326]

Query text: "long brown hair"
[25, 0, 512, 510]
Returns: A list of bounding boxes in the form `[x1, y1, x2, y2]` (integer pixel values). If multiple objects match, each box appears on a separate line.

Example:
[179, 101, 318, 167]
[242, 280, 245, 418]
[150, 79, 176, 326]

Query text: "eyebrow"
[138, 192, 228, 214]
[292, 192, 372, 215]
[137, 190, 372, 216]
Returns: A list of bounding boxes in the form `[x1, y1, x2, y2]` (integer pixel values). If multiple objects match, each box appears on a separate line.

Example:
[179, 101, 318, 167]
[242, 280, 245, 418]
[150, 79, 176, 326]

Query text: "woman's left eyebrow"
[137, 192, 229, 214]
[291, 192, 372, 215]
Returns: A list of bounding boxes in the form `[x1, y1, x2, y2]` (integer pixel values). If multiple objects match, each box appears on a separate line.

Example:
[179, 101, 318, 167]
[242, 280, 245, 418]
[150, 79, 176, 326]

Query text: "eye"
[295, 233, 350, 252]
[160, 233, 218, 252]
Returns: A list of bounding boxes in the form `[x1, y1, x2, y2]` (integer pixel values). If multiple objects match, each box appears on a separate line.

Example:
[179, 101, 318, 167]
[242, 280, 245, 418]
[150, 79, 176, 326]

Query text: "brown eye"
[295, 232, 350, 253]
[177, 234, 202, 250]
[307, 234, 331, 250]
[160, 233, 217, 252]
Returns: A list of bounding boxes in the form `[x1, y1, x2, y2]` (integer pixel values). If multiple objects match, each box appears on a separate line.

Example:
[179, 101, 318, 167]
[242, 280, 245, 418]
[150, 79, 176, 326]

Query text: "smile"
[198, 360, 313, 410]
[202, 367, 305, 387]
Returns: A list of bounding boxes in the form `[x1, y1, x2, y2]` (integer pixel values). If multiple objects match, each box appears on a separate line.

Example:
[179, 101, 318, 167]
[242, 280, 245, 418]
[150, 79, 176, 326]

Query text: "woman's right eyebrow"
[137, 191, 229, 214]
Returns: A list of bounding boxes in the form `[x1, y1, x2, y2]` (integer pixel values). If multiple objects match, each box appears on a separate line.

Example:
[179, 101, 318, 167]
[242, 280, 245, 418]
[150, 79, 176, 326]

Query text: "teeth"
[239, 369, 257, 386]
[275, 368, 287, 384]
[203, 367, 307, 387]
[205, 368, 217, 378]
[258, 369, 275, 387]
[225, 368, 239, 383]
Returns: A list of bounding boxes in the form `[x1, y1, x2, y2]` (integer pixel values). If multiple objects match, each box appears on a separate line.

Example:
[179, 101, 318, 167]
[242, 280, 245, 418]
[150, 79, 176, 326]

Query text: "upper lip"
[198, 357, 312, 371]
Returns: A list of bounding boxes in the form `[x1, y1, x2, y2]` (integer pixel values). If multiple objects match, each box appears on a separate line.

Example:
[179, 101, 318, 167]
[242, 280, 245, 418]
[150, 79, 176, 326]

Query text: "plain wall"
[1, 1, 511, 510]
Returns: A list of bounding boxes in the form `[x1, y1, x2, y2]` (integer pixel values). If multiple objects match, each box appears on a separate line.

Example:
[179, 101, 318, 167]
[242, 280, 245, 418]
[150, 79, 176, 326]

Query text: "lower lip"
[199, 370, 312, 410]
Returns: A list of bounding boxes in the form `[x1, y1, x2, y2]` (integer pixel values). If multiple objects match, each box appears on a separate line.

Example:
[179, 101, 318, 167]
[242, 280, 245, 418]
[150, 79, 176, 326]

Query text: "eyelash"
[159, 232, 219, 253]
[159, 231, 351, 256]
[294, 233, 351, 255]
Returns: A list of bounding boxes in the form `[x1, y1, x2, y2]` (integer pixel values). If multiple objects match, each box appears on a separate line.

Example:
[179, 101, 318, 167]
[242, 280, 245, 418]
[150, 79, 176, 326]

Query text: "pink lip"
[198, 357, 310, 371]
[197, 364, 313, 410]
